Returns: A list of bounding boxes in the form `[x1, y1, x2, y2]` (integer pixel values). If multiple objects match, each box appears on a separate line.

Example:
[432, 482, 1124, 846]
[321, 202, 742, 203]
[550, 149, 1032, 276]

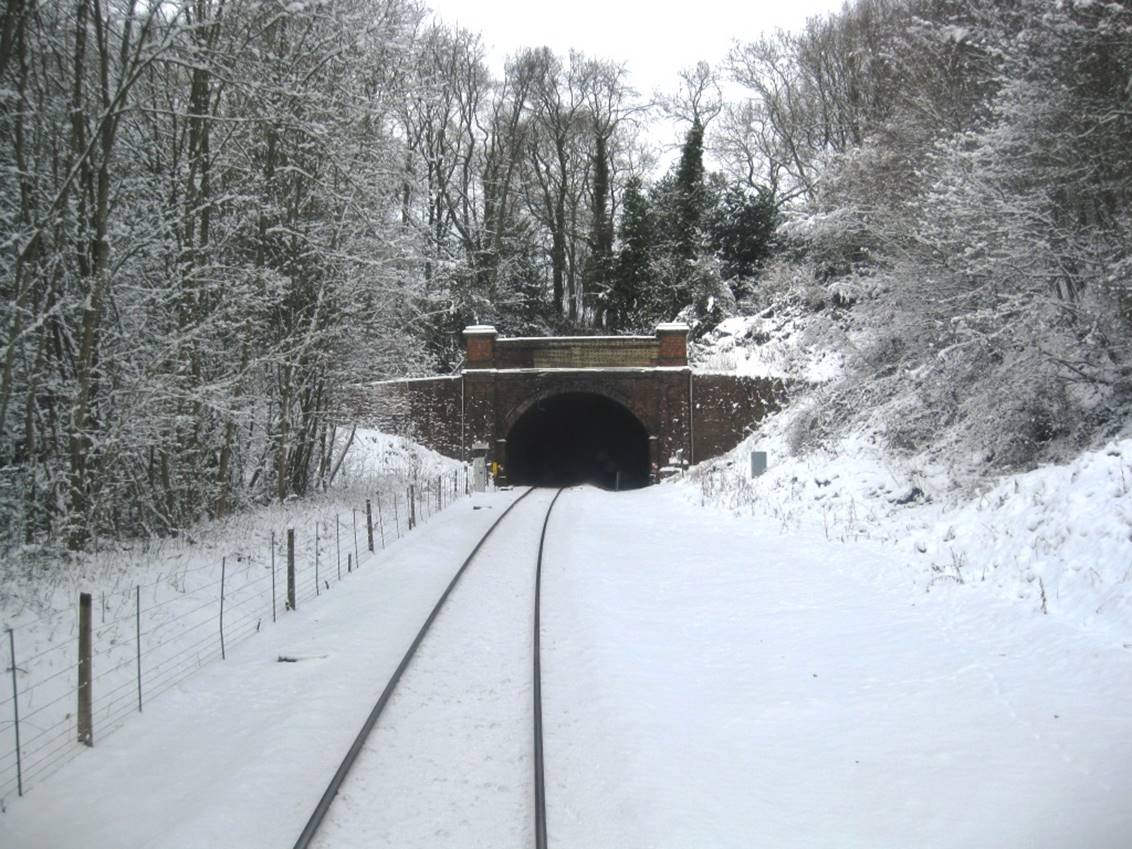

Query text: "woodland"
[1, 0, 1129, 548]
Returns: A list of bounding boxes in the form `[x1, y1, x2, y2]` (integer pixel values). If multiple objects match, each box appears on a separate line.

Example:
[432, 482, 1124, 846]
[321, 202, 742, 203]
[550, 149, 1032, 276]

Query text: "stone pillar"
[463, 325, 498, 369]
[655, 322, 689, 367]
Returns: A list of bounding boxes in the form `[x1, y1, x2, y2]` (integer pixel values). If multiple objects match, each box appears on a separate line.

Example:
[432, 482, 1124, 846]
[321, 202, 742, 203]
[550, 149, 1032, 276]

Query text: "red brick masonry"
[351, 325, 787, 474]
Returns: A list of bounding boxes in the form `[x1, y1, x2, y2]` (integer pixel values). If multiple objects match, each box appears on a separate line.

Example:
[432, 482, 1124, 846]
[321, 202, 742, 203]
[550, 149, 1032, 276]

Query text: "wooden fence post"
[352, 508, 359, 569]
[409, 485, 416, 529]
[287, 529, 296, 611]
[271, 531, 277, 623]
[135, 586, 142, 712]
[366, 499, 374, 552]
[8, 628, 22, 795]
[77, 592, 93, 746]
[219, 557, 227, 660]
[376, 496, 385, 549]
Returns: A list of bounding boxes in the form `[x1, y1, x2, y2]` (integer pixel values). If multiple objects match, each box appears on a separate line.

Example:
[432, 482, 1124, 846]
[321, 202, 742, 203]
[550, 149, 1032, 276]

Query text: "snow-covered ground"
[0, 430, 463, 802]
[3, 306, 1130, 846]
[309, 488, 561, 849]
[684, 406, 1132, 649]
[690, 302, 1132, 648]
[544, 487, 1132, 848]
[4, 485, 1130, 848]
[2, 489, 519, 848]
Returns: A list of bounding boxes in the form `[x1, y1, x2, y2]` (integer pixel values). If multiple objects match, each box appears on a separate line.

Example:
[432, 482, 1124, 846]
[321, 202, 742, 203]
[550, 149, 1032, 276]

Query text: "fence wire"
[1, 468, 471, 801]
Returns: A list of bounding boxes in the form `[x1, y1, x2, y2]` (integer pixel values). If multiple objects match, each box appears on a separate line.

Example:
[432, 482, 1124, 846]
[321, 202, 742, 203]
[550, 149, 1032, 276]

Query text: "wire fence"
[0, 468, 471, 801]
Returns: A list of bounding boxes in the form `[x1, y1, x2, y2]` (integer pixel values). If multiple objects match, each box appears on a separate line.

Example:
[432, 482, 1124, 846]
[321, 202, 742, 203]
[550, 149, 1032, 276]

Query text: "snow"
[689, 295, 1132, 646]
[501, 334, 655, 342]
[3, 485, 1130, 847]
[542, 487, 1132, 848]
[2, 491, 521, 848]
[2, 320, 1130, 847]
[0, 430, 463, 802]
[693, 313, 844, 383]
[686, 419, 1132, 646]
[309, 489, 561, 848]
[369, 374, 461, 384]
[468, 366, 691, 374]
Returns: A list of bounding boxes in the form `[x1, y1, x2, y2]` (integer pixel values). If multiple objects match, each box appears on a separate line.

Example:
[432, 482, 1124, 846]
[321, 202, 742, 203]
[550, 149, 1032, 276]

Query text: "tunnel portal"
[506, 393, 650, 490]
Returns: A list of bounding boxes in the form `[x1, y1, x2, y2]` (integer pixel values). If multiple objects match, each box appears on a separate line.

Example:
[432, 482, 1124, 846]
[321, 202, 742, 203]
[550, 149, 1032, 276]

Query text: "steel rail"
[291, 486, 536, 849]
[532, 487, 565, 849]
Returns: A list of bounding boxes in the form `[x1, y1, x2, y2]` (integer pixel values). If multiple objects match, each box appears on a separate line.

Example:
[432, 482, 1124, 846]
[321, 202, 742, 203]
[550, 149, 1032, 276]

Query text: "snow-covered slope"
[1, 430, 459, 626]
[688, 308, 1132, 645]
[693, 311, 844, 384]
[0, 430, 464, 802]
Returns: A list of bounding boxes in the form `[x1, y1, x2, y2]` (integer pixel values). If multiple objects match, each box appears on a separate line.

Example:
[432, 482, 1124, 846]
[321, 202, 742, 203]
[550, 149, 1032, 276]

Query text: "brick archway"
[461, 324, 692, 483]
[357, 324, 786, 483]
[505, 391, 651, 488]
[501, 383, 650, 439]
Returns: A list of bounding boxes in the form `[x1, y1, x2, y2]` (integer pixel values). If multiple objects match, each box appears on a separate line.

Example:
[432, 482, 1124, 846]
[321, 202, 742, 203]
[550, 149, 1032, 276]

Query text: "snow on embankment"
[1, 428, 459, 624]
[687, 314, 1132, 645]
[0, 429, 463, 801]
[920, 442, 1132, 633]
[692, 312, 844, 384]
[338, 428, 459, 490]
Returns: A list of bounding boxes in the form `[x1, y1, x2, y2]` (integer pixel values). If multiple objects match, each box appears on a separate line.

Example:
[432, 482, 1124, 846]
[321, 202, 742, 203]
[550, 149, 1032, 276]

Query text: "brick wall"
[481, 368, 692, 474]
[691, 374, 787, 462]
[350, 376, 463, 458]
[351, 372, 788, 468]
[494, 336, 661, 369]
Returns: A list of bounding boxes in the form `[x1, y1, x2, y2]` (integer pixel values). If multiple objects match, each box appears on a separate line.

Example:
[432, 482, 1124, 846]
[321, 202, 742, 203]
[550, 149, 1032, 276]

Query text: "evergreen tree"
[642, 118, 719, 325]
[671, 117, 708, 260]
[583, 131, 615, 320]
[609, 176, 654, 329]
[709, 183, 778, 300]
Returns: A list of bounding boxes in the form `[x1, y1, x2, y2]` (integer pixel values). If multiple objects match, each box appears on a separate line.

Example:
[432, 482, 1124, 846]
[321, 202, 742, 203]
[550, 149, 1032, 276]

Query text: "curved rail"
[291, 487, 536, 849]
[532, 487, 565, 849]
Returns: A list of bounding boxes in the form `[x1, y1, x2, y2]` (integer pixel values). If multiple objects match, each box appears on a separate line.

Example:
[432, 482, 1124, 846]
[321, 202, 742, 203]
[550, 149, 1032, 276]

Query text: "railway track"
[292, 486, 565, 849]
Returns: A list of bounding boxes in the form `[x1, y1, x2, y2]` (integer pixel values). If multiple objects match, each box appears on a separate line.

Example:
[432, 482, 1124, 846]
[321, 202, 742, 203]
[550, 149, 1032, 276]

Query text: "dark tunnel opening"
[506, 393, 650, 490]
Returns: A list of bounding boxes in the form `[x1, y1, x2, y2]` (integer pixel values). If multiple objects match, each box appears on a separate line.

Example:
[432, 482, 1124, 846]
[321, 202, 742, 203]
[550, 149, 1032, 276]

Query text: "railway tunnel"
[505, 392, 651, 490]
[359, 324, 788, 488]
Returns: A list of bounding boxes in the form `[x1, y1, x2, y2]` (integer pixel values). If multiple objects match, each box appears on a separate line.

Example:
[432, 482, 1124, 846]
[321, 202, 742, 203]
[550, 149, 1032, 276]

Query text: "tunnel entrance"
[506, 393, 650, 490]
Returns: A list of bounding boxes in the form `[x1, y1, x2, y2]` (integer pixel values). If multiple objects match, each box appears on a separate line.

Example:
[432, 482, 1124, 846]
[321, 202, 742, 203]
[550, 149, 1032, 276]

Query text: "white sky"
[424, 0, 850, 100]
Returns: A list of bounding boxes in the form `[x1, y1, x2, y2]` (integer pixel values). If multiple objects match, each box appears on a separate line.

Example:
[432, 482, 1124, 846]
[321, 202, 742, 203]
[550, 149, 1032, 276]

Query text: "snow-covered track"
[532, 487, 564, 849]
[292, 486, 565, 849]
